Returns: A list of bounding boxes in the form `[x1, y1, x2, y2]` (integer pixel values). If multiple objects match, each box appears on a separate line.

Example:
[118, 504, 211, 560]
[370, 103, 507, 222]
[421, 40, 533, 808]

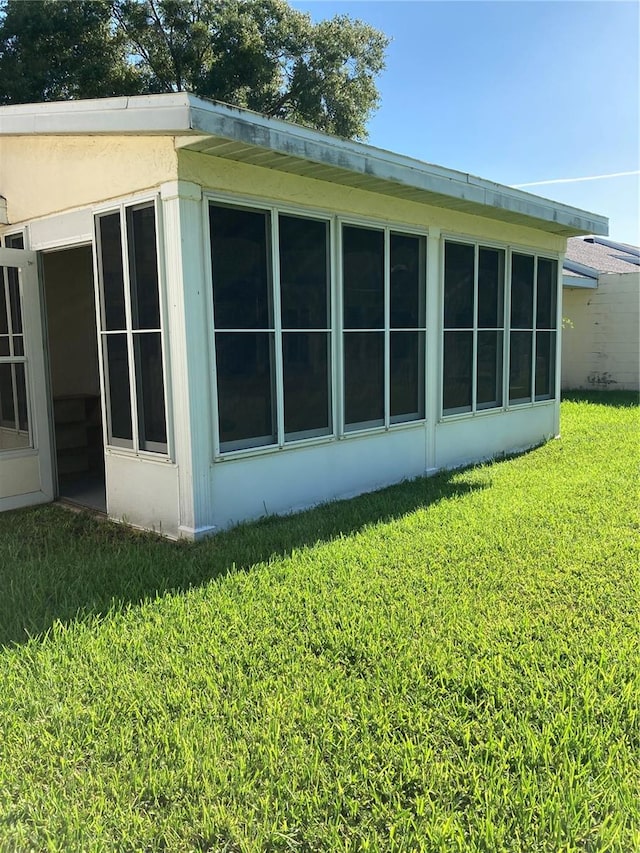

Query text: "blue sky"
[292, 1, 640, 243]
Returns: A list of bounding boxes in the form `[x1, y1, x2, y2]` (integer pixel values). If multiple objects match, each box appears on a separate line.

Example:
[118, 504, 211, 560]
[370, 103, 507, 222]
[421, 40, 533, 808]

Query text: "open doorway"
[42, 246, 106, 513]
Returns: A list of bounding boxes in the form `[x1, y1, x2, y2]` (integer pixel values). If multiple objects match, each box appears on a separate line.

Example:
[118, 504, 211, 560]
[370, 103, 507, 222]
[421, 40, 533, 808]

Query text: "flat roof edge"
[0, 93, 608, 236]
[186, 98, 607, 236]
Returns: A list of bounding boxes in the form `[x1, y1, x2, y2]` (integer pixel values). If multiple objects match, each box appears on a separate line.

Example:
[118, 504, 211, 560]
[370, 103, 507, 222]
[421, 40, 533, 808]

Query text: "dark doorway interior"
[43, 246, 106, 513]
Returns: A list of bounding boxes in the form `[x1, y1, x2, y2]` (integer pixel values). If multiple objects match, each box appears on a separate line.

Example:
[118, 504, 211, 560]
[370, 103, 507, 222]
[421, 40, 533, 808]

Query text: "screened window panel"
[390, 233, 424, 329]
[216, 332, 276, 448]
[477, 330, 503, 409]
[344, 332, 384, 427]
[134, 333, 167, 450]
[13, 335, 24, 357]
[390, 331, 424, 420]
[7, 271, 22, 335]
[342, 226, 384, 329]
[105, 334, 133, 445]
[478, 248, 504, 329]
[443, 330, 472, 412]
[283, 332, 330, 437]
[128, 205, 161, 330]
[511, 254, 535, 329]
[444, 242, 474, 329]
[0, 283, 7, 337]
[0, 363, 15, 425]
[3, 269, 22, 337]
[99, 213, 127, 331]
[210, 205, 272, 330]
[0, 363, 29, 449]
[5, 234, 24, 249]
[536, 258, 557, 330]
[15, 362, 28, 431]
[535, 331, 556, 399]
[279, 216, 329, 330]
[509, 331, 533, 402]
[2, 245, 25, 347]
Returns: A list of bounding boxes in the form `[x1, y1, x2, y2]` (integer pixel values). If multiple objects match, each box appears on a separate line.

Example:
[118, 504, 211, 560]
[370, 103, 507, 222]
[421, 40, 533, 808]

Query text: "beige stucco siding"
[1, 134, 566, 254]
[0, 136, 177, 225]
[562, 272, 640, 391]
[178, 150, 566, 253]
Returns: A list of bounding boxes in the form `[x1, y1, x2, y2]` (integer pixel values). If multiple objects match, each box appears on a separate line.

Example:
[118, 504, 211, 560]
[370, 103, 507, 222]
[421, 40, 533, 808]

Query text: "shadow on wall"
[0, 465, 488, 648]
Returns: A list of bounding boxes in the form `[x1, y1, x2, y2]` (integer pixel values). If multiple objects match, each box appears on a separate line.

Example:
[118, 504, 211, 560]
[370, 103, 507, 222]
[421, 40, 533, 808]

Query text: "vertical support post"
[425, 227, 441, 473]
[160, 180, 215, 539]
[554, 251, 565, 437]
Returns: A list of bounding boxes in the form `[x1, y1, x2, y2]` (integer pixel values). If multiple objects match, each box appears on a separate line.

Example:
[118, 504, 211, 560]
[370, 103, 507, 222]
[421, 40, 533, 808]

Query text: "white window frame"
[338, 216, 428, 436]
[441, 238, 507, 417]
[507, 250, 560, 407]
[439, 233, 561, 421]
[206, 196, 334, 457]
[94, 194, 172, 460]
[203, 192, 430, 461]
[0, 231, 32, 451]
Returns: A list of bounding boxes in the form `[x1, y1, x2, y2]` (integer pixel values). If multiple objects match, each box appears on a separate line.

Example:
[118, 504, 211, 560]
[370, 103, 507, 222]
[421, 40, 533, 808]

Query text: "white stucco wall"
[0, 136, 177, 226]
[562, 272, 640, 391]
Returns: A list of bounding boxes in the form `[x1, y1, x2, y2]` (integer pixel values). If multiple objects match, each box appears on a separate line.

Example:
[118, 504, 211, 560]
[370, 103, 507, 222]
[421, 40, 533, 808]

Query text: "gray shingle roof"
[565, 237, 639, 274]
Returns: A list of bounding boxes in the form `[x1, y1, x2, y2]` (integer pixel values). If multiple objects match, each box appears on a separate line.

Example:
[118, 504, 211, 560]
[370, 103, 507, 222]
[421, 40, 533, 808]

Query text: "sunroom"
[0, 94, 607, 538]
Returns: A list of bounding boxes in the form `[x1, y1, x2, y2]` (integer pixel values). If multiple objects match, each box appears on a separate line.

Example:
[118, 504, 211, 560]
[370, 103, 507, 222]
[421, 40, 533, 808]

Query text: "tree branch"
[111, 2, 173, 92]
[148, 0, 182, 91]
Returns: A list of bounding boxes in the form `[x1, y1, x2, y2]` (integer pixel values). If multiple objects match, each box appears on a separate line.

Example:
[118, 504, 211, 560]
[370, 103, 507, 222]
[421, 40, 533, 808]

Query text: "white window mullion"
[152, 197, 173, 460]
[93, 217, 111, 449]
[553, 254, 563, 432]
[472, 244, 479, 413]
[120, 205, 140, 453]
[327, 219, 338, 439]
[335, 221, 345, 437]
[439, 238, 446, 420]
[531, 255, 538, 401]
[384, 229, 391, 429]
[504, 249, 512, 407]
[272, 212, 285, 448]
[203, 198, 222, 459]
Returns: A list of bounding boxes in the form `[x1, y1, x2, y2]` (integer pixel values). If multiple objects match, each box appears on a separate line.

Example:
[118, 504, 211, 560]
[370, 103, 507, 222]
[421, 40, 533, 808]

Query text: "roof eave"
[562, 273, 597, 289]
[0, 93, 608, 238]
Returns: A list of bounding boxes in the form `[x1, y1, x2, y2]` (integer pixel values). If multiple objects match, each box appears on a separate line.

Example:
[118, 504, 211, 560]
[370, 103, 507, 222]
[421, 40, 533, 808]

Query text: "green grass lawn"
[0, 393, 638, 852]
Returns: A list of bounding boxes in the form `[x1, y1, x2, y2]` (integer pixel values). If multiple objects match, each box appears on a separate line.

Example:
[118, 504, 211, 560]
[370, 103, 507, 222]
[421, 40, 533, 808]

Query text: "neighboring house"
[0, 94, 607, 538]
[562, 237, 639, 391]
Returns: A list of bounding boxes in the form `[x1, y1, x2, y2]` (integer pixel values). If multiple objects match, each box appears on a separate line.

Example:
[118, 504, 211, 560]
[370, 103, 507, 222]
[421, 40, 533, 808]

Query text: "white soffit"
[0, 93, 608, 237]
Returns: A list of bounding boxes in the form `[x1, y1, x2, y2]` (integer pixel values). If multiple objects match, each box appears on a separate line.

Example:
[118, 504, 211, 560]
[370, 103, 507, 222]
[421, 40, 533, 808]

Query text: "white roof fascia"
[0, 94, 194, 135]
[562, 273, 597, 289]
[563, 258, 602, 278]
[589, 236, 640, 258]
[185, 97, 607, 236]
[0, 92, 608, 236]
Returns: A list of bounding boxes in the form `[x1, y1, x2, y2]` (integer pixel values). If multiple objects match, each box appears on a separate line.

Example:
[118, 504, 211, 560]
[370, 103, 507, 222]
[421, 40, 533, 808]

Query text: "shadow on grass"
[562, 389, 639, 408]
[0, 467, 487, 648]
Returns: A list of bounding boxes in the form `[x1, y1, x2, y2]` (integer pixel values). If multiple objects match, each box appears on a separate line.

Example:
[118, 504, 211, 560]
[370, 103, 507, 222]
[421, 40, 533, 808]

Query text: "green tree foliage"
[0, 0, 389, 139]
[0, 1, 139, 103]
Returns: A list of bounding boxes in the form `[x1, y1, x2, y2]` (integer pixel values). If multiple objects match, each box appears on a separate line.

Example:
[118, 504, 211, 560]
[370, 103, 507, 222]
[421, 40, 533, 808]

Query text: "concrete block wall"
[562, 272, 639, 391]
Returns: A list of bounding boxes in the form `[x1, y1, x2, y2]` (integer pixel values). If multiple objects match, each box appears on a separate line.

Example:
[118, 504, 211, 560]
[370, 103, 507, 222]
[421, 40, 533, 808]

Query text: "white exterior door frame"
[0, 246, 54, 511]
